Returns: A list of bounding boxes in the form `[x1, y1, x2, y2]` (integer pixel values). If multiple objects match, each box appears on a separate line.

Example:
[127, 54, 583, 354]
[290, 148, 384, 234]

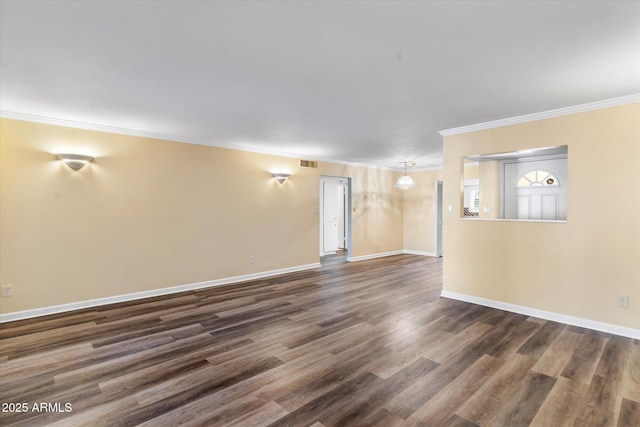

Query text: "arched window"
[516, 170, 560, 188]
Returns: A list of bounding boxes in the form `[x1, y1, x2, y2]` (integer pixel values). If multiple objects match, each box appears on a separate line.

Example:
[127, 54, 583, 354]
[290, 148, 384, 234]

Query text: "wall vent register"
[299, 160, 319, 168]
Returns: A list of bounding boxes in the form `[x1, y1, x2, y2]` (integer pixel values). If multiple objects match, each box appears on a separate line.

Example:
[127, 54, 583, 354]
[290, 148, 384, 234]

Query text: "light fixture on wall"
[273, 173, 290, 184]
[56, 153, 94, 171]
[395, 162, 417, 189]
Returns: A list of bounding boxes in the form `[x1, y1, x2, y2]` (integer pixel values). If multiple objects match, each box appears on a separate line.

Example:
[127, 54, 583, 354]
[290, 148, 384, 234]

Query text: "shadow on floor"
[320, 248, 347, 266]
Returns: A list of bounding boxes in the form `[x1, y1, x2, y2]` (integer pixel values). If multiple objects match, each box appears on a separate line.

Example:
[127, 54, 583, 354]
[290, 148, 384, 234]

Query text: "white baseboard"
[402, 250, 438, 257]
[0, 263, 321, 323]
[441, 290, 640, 340]
[347, 250, 403, 262]
[346, 249, 437, 262]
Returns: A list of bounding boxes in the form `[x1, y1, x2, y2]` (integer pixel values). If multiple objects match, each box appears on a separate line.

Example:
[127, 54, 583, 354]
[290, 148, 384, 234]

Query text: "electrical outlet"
[2, 285, 13, 297]
[616, 295, 629, 308]
[250, 256, 256, 264]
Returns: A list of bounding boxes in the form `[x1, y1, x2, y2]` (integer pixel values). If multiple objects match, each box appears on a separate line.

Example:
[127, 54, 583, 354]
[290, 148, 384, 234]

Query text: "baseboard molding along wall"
[0, 263, 321, 323]
[1, 250, 439, 323]
[403, 249, 438, 257]
[347, 250, 404, 262]
[441, 290, 640, 340]
[347, 249, 437, 262]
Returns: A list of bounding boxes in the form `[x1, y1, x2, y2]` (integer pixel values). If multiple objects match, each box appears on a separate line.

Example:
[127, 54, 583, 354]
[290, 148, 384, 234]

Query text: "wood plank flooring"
[1, 254, 638, 426]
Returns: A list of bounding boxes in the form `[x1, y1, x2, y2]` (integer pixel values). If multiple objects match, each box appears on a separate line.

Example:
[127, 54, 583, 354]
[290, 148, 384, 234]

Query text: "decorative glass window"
[516, 170, 560, 188]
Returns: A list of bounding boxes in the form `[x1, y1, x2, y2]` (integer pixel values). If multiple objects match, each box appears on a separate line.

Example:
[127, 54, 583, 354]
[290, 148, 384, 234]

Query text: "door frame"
[435, 180, 443, 257]
[319, 175, 352, 257]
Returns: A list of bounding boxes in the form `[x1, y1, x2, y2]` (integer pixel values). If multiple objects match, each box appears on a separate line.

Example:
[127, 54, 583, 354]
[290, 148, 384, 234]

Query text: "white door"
[322, 181, 339, 254]
[504, 158, 567, 220]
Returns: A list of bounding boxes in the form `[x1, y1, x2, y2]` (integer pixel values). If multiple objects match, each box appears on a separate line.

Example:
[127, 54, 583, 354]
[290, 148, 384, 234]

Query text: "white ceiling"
[1, 1, 638, 169]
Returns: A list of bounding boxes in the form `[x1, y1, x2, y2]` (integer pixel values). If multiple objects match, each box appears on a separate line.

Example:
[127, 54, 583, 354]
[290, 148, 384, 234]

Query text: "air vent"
[299, 159, 318, 168]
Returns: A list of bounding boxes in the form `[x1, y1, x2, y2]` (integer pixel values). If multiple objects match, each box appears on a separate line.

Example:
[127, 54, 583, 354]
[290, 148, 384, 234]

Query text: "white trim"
[439, 94, 640, 136]
[435, 180, 444, 257]
[0, 110, 409, 170]
[346, 250, 437, 262]
[0, 110, 307, 160]
[319, 175, 352, 258]
[0, 110, 218, 148]
[0, 263, 321, 323]
[441, 290, 640, 340]
[403, 250, 437, 257]
[347, 250, 403, 262]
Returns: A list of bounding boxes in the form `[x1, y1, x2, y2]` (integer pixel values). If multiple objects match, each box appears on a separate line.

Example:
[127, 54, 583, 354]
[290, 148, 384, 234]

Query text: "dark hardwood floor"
[1, 255, 638, 426]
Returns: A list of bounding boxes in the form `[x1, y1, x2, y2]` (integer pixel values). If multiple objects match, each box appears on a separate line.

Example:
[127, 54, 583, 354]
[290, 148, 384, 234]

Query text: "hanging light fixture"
[395, 162, 417, 189]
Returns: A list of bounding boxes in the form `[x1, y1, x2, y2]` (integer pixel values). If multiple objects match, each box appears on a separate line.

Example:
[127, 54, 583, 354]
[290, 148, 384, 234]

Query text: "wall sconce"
[273, 173, 290, 184]
[56, 153, 94, 171]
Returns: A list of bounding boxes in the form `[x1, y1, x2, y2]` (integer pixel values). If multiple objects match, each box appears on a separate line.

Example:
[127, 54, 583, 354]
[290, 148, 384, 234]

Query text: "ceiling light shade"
[56, 153, 93, 171]
[395, 175, 417, 189]
[395, 162, 417, 189]
[273, 173, 290, 184]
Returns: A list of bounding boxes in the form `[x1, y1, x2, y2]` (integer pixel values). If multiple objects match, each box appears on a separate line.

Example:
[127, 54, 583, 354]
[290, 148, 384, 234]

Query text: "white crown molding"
[0, 262, 320, 323]
[409, 165, 444, 172]
[441, 290, 640, 340]
[0, 110, 186, 142]
[439, 94, 640, 136]
[0, 109, 318, 160]
[0, 110, 395, 170]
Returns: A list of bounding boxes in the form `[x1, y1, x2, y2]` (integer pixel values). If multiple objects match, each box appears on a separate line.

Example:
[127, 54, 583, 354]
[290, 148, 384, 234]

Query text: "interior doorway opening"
[320, 176, 351, 262]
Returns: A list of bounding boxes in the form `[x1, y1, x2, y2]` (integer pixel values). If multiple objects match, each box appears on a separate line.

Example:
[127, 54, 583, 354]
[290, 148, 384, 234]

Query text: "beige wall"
[0, 118, 404, 314]
[463, 163, 479, 179]
[402, 169, 443, 254]
[443, 103, 640, 329]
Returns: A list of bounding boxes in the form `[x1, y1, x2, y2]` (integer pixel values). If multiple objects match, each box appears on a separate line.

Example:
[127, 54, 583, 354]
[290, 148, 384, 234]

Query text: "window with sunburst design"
[516, 170, 560, 188]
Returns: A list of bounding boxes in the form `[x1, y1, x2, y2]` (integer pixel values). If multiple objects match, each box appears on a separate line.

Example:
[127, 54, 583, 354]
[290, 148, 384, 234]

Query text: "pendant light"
[395, 162, 417, 189]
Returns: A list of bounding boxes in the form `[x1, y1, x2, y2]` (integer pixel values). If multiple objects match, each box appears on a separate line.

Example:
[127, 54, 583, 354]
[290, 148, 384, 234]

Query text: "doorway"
[320, 176, 351, 259]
